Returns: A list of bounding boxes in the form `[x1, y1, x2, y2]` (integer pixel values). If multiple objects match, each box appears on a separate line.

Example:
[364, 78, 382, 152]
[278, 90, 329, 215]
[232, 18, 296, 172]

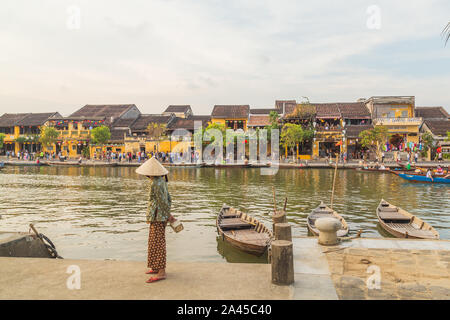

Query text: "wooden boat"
[398, 173, 450, 184]
[307, 202, 349, 237]
[377, 199, 439, 239]
[216, 204, 272, 256]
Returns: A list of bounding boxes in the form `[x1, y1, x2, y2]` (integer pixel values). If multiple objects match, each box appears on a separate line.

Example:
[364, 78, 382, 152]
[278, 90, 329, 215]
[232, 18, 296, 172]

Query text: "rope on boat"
[29, 224, 63, 259]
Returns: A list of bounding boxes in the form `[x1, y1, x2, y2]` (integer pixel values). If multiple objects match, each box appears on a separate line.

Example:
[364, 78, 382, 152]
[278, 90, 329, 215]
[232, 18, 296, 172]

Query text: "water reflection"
[0, 166, 448, 263]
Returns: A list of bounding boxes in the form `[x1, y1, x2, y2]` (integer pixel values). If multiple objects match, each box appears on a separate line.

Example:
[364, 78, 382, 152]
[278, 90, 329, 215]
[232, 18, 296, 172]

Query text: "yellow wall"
[211, 118, 248, 131]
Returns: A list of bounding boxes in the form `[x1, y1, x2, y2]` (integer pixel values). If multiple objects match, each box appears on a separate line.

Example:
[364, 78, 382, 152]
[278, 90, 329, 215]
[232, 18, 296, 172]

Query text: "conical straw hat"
[135, 157, 168, 176]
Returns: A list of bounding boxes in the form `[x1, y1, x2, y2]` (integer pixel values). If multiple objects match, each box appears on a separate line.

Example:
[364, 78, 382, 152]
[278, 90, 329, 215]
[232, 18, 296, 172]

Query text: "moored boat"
[398, 173, 450, 184]
[216, 204, 272, 256]
[307, 202, 349, 237]
[377, 199, 439, 239]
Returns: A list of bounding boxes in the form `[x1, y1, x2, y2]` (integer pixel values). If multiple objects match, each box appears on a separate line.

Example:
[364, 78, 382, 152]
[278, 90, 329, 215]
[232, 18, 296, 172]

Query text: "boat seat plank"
[378, 211, 411, 222]
[219, 218, 253, 230]
[379, 207, 398, 212]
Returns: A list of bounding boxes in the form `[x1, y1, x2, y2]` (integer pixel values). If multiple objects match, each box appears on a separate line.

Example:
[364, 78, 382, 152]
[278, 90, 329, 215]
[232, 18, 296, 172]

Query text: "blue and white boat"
[398, 173, 450, 184]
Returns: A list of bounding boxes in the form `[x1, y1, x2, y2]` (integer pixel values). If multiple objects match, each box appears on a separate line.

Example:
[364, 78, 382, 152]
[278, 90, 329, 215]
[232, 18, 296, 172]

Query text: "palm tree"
[443, 22, 450, 46]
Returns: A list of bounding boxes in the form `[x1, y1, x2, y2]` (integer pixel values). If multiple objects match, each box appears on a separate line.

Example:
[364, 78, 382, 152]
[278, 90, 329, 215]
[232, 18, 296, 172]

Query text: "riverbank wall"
[2, 159, 449, 169]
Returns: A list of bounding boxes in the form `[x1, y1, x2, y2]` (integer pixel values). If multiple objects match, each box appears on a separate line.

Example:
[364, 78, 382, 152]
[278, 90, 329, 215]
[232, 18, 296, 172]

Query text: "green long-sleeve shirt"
[146, 176, 172, 222]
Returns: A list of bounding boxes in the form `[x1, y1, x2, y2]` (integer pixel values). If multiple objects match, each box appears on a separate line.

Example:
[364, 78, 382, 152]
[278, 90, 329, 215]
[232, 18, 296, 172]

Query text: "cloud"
[0, 0, 449, 114]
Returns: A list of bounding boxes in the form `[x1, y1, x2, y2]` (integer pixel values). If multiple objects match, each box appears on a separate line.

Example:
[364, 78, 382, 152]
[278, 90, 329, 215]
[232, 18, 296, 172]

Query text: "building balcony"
[373, 117, 423, 126]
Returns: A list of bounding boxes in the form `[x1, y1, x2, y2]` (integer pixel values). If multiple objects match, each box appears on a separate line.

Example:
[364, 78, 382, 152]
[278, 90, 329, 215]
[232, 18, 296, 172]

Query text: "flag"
[335, 140, 343, 146]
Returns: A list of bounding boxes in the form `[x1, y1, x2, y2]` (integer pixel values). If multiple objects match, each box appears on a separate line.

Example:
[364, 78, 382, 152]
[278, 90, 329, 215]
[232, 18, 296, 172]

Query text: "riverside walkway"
[1, 237, 449, 300]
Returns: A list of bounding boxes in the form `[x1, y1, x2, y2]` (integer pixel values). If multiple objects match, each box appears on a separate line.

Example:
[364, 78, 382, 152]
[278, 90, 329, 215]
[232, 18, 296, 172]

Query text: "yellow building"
[365, 96, 422, 145]
[211, 105, 249, 131]
[0, 112, 61, 155]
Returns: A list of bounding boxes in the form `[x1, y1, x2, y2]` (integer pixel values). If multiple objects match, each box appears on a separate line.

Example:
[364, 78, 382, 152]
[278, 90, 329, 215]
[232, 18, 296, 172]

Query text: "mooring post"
[315, 217, 341, 246]
[272, 211, 287, 231]
[274, 223, 292, 241]
[271, 240, 294, 285]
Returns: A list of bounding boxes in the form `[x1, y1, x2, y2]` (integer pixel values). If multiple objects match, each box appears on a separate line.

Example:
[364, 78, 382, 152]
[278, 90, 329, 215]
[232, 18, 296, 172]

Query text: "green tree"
[90, 126, 111, 145]
[285, 102, 315, 121]
[82, 146, 90, 158]
[268, 111, 280, 129]
[421, 131, 435, 159]
[446, 131, 450, 141]
[281, 123, 303, 161]
[39, 126, 59, 147]
[196, 122, 227, 147]
[359, 126, 390, 161]
[0, 133, 5, 149]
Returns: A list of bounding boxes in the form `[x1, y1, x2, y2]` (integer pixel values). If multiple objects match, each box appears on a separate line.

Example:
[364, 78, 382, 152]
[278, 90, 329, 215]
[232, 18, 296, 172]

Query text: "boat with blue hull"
[398, 173, 450, 184]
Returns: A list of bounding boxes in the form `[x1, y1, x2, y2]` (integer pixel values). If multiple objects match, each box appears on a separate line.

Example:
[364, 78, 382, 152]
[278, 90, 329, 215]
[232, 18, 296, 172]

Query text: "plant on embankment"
[280, 123, 306, 161]
[358, 126, 390, 161]
[421, 132, 435, 159]
[90, 126, 111, 145]
[39, 127, 59, 147]
[0, 133, 5, 149]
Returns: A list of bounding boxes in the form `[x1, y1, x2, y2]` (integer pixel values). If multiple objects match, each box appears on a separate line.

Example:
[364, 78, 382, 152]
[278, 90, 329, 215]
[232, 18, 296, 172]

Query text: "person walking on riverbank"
[136, 157, 177, 284]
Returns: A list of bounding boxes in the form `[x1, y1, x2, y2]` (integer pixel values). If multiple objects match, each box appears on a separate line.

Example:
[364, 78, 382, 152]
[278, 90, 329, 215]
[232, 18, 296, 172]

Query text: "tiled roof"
[167, 116, 211, 131]
[423, 120, 450, 136]
[113, 118, 137, 128]
[211, 105, 249, 119]
[109, 129, 128, 141]
[70, 104, 137, 122]
[131, 114, 172, 131]
[247, 115, 270, 127]
[0, 113, 30, 127]
[338, 103, 370, 119]
[15, 112, 61, 126]
[163, 105, 192, 113]
[315, 104, 341, 119]
[415, 107, 449, 119]
[345, 125, 374, 138]
[250, 108, 279, 115]
[275, 100, 297, 112]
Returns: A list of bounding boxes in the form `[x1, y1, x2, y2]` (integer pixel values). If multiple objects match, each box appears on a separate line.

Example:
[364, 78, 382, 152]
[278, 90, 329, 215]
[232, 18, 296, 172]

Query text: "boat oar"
[283, 197, 288, 212]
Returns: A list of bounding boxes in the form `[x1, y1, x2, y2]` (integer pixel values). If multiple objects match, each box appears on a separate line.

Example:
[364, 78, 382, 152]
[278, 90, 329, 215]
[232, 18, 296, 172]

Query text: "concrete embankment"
[1, 237, 449, 300]
[3, 159, 449, 169]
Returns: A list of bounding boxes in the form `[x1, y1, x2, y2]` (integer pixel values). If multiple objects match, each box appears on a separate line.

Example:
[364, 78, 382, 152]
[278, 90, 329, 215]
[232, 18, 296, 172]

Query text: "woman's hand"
[168, 215, 176, 223]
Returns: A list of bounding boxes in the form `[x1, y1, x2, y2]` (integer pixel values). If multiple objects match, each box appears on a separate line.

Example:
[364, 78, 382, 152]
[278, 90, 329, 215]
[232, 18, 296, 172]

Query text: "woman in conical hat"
[136, 157, 176, 283]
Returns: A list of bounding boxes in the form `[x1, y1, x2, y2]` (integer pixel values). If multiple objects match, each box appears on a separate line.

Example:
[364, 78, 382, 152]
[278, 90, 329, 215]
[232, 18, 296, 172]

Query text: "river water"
[0, 166, 449, 263]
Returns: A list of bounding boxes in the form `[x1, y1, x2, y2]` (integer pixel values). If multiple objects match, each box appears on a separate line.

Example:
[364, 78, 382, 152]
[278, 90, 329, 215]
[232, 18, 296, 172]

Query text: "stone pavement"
[0, 237, 449, 299]
[0, 258, 291, 300]
[305, 237, 450, 300]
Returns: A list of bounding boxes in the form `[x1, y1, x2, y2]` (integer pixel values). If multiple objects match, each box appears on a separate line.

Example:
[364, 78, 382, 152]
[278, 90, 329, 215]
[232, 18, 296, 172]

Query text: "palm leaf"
[443, 22, 450, 46]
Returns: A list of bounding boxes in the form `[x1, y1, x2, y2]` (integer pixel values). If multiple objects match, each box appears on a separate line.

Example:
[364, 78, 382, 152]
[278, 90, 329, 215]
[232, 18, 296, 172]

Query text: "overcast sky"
[1, 0, 449, 116]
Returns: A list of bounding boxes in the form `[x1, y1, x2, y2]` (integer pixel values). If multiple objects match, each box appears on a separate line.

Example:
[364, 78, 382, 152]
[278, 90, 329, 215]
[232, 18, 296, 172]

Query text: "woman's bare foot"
[145, 269, 158, 274]
[146, 269, 166, 283]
